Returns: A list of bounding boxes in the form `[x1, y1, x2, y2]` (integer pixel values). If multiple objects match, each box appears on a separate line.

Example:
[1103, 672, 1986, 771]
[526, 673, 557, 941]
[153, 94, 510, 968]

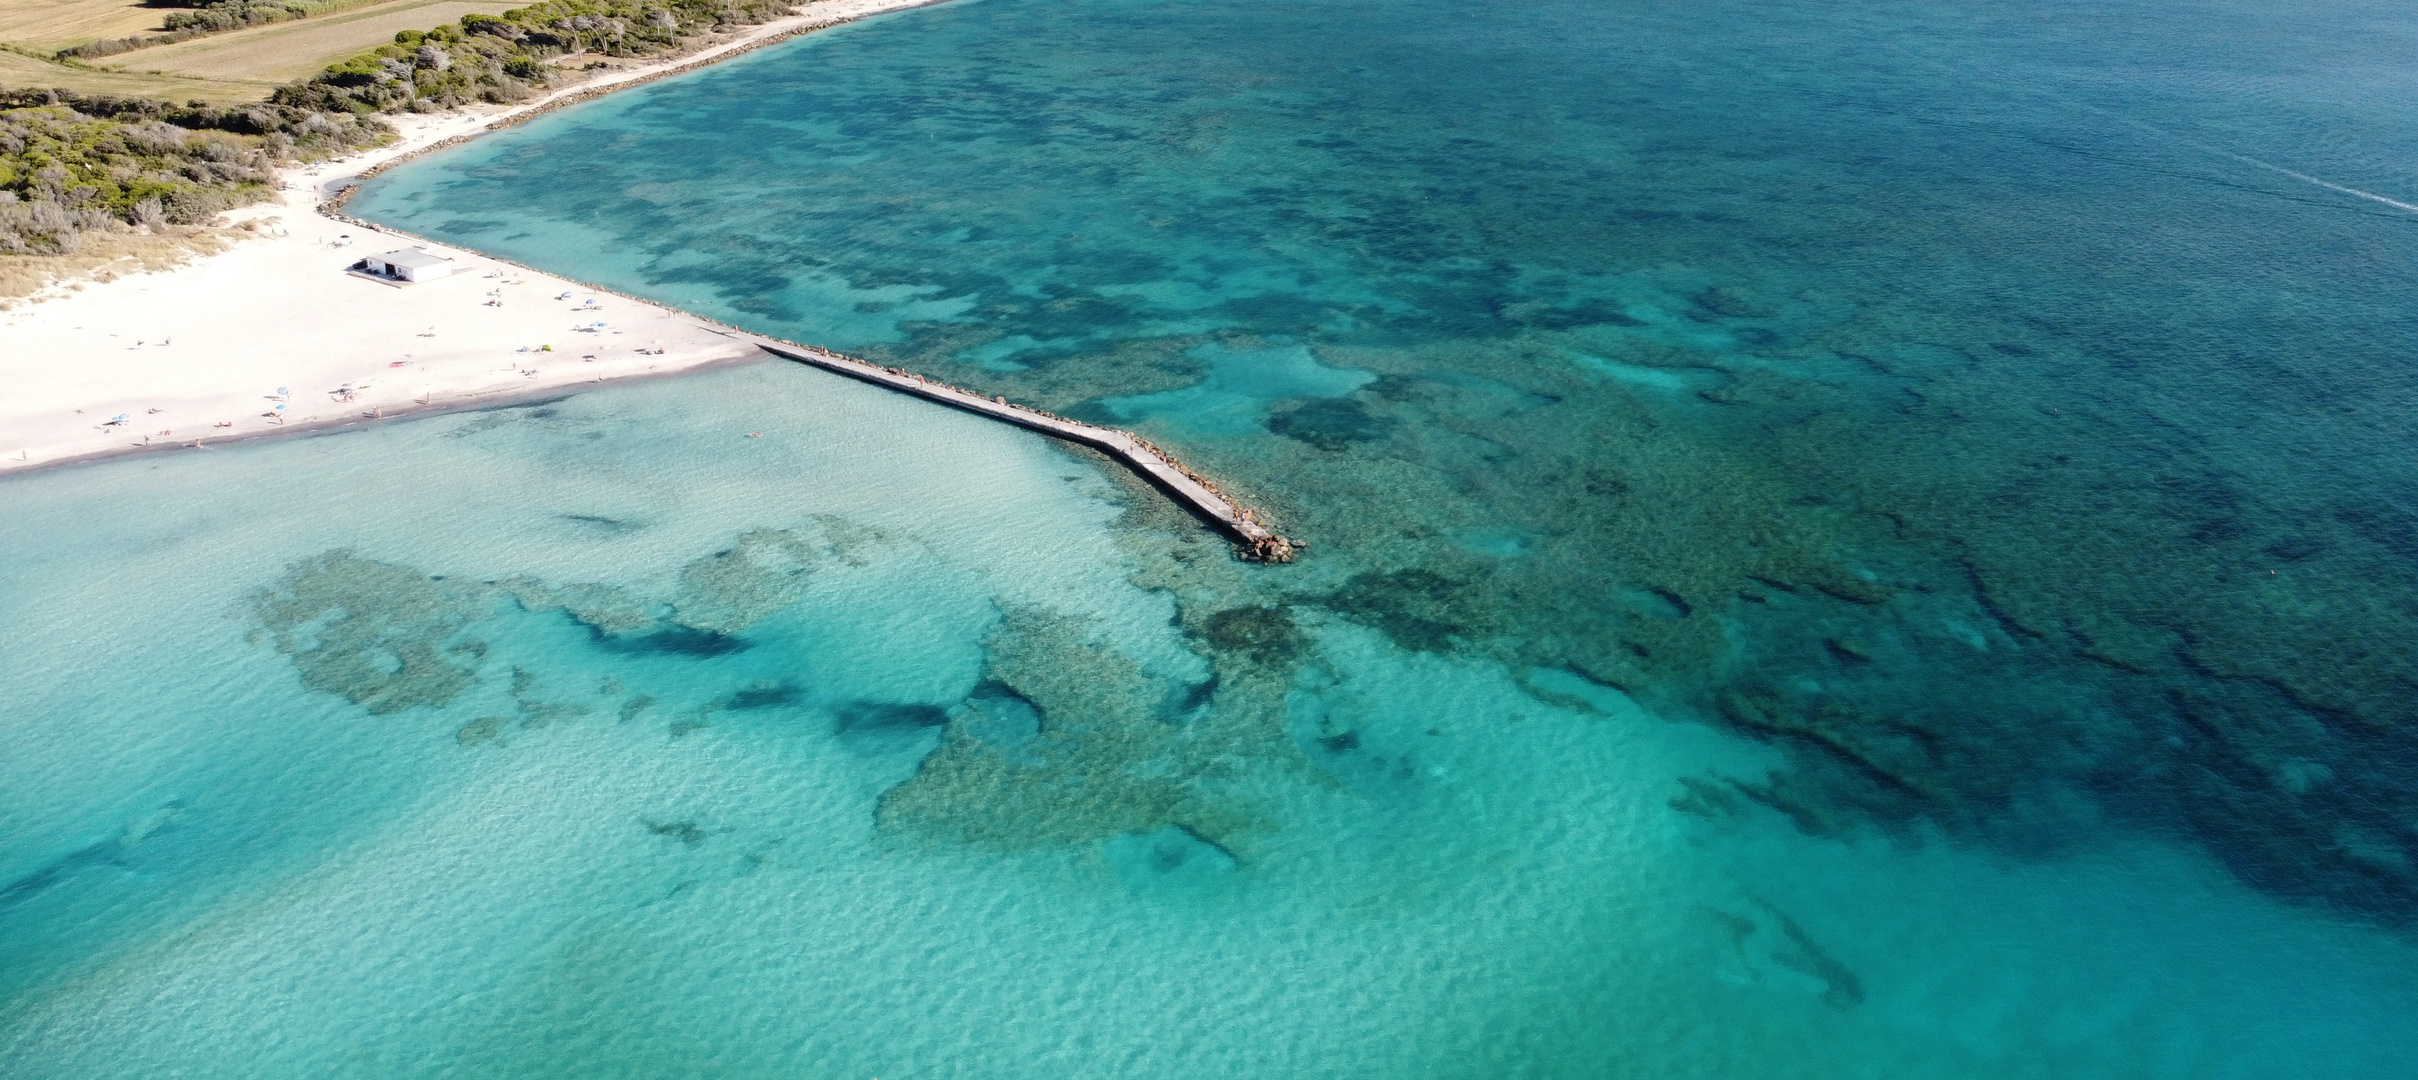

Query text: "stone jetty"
[305, 6, 1298, 563]
[745, 336, 1299, 563]
[313, 200, 1297, 561]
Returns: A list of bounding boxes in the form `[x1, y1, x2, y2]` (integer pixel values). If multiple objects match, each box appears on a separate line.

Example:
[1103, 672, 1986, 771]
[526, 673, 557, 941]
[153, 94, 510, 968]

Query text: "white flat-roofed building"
[361, 248, 455, 283]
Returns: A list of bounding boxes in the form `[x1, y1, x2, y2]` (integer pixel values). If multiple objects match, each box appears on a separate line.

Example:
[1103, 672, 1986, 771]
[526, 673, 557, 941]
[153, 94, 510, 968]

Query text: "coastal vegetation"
[0, 0, 521, 104]
[1, 0, 285, 102]
[60, 1, 357, 61]
[276, 0, 800, 112]
[0, 89, 386, 256]
[0, 1, 170, 57]
[0, 46, 250, 106]
[74, 2, 529, 88]
[1, 0, 799, 277]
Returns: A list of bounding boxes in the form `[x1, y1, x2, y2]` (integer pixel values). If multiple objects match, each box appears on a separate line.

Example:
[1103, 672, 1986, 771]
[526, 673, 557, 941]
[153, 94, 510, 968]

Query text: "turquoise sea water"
[12, 0, 2418, 1074]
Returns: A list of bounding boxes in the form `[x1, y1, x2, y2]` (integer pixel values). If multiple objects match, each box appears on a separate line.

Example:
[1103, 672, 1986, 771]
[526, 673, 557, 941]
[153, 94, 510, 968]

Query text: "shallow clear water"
[11, 0, 2418, 1073]
[8, 366, 2415, 1078]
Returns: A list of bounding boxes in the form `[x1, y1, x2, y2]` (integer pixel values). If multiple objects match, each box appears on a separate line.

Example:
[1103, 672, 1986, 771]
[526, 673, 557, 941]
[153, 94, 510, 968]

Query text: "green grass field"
[0, 0, 515, 102]
[0, 0, 171, 55]
[0, 45, 257, 102]
[96, 0, 521, 85]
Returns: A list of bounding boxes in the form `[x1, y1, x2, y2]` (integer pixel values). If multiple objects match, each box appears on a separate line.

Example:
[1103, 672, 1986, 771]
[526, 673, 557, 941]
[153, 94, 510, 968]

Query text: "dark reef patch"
[594, 625, 750, 658]
[834, 701, 952, 737]
[1198, 605, 1302, 666]
[1315, 569, 1485, 654]
[1267, 397, 1394, 450]
[955, 680, 1045, 749]
[1157, 674, 1219, 722]
[723, 683, 802, 711]
[2262, 535, 2328, 562]
[559, 513, 644, 534]
[1765, 905, 1866, 1010]
[252, 550, 493, 714]
[876, 608, 1304, 853]
[645, 820, 707, 846]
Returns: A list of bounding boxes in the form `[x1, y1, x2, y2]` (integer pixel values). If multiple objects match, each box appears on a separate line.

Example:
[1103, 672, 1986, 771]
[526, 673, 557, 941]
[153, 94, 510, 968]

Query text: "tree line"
[59, 1, 349, 61]
[3, 1, 800, 256]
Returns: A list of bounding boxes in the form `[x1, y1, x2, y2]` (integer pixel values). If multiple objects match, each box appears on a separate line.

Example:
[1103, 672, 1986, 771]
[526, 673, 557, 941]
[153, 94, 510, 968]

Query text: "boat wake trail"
[2111, 116, 2418, 216]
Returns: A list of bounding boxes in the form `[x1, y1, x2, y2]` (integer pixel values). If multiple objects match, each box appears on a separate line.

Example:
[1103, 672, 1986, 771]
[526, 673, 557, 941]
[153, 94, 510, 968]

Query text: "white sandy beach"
[0, 0, 940, 475]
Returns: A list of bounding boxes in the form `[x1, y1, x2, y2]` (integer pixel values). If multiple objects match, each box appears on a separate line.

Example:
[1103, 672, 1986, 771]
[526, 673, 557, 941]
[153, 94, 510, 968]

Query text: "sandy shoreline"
[0, 0, 946, 477]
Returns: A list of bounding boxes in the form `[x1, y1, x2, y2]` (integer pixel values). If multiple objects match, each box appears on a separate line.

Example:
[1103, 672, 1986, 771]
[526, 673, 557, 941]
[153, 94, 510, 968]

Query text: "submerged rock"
[832, 700, 952, 758]
[669, 517, 883, 634]
[952, 680, 1043, 749]
[876, 608, 1307, 853]
[1103, 824, 1239, 894]
[1198, 604, 1302, 666]
[1267, 396, 1394, 451]
[252, 550, 493, 714]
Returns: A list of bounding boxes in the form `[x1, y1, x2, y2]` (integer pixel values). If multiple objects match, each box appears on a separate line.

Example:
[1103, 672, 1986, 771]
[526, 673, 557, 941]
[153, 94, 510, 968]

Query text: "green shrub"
[58, 0, 343, 59]
[0, 90, 390, 254]
[278, 0, 799, 114]
[8, 0, 800, 257]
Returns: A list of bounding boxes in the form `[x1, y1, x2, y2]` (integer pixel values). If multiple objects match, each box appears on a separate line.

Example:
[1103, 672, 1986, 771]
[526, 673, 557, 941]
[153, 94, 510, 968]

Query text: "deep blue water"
[9, 0, 2418, 1074]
